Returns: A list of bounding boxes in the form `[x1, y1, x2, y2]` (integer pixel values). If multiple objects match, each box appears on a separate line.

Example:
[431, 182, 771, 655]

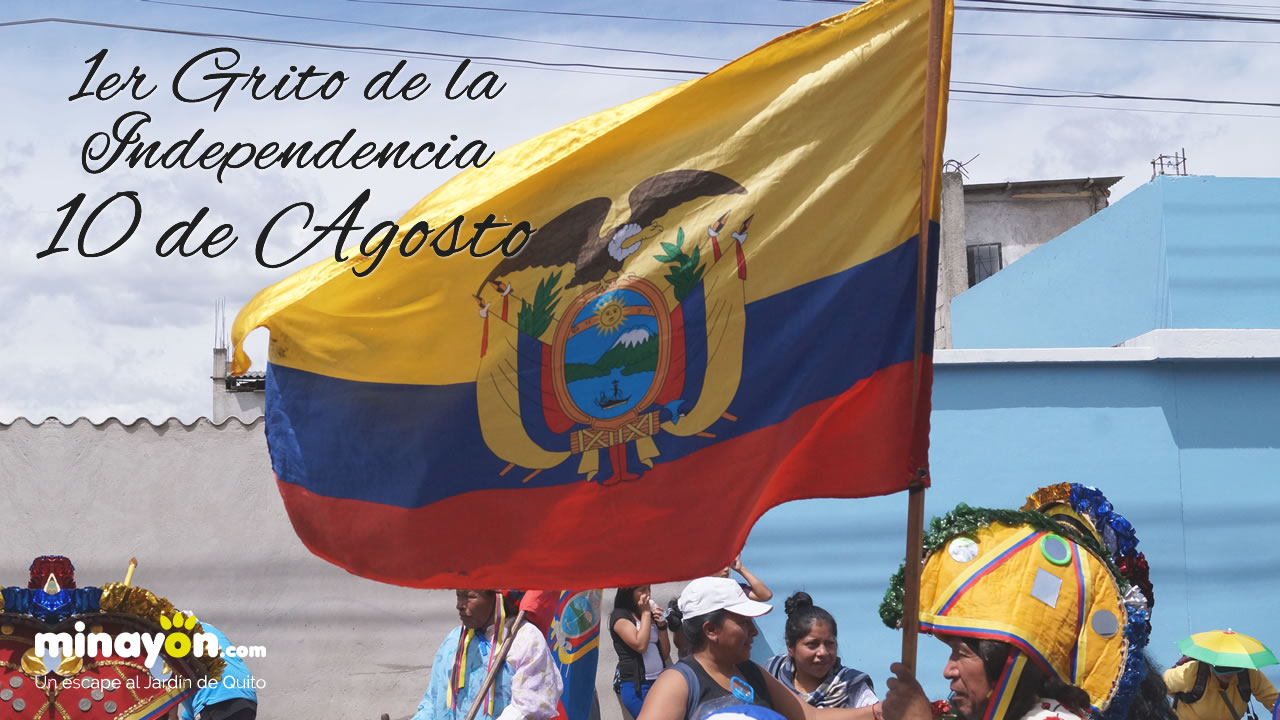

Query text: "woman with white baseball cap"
[639, 577, 879, 720]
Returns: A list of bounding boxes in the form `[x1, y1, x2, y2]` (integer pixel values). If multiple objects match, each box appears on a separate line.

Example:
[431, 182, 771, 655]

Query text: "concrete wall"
[212, 389, 266, 424]
[212, 348, 265, 423]
[952, 176, 1280, 349]
[1, 418, 444, 720]
[935, 172, 968, 349]
[963, 186, 1104, 266]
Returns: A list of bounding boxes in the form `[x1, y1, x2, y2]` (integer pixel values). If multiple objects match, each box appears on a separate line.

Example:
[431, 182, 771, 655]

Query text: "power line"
[954, 97, 1280, 118]
[4, 17, 1276, 110]
[274, 43, 686, 83]
[330, 0, 1280, 46]
[958, 30, 1280, 44]
[954, 88, 1280, 108]
[0, 18, 707, 75]
[342, 0, 1280, 38]
[343, 0, 801, 29]
[779, 0, 1280, 22]
[1133, 0, 1280, 12]
[139, 0, 730, 63]
[954, 81, 1280, 107]
[961, 0, 1280, 22]
[1137, 0, 1280, 9]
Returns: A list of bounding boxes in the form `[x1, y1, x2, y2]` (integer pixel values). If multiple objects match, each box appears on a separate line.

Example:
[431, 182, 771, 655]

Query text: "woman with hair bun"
[766, 592, 877, 709]
[637, 578, 877, 720]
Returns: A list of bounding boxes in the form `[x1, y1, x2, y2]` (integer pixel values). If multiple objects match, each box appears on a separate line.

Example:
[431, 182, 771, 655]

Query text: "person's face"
[455, 590, 497, 630]
[790, 620, 838, 683]
[707, 612, 758, 663]
[941, 637, 992, 720]
[631, 585, 652, 608]
[1212, 666, 1244, 683]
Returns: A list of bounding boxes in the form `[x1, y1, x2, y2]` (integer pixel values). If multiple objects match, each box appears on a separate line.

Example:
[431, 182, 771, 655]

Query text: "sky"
[1, 0, 1278, 422]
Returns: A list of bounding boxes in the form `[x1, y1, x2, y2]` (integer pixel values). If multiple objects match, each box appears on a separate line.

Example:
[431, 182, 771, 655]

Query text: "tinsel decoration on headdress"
[28, 556, 77, 590]
[1022, 484, 1156, 720]
[1023, 484, 1153, 613]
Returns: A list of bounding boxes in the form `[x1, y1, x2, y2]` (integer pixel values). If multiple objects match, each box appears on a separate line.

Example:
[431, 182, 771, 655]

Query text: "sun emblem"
[594, 295, 626, 335]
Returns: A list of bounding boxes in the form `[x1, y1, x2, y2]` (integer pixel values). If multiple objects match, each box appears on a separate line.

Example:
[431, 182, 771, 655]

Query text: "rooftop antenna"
[943, 153, 980, 179]
[1151, 149, 1187, 179]
[214, 298, 228, 352]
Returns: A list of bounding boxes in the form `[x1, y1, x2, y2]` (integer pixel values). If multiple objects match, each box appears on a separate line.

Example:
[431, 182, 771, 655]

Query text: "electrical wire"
[139, 0, 731, 63]
[779, 0, 1280, 22]
[1131, 0, 1280, 10]
[5, 16, 1277, 111]
[962, 0, 1280, 21]
[335, 0, 1280, 43]
[343, 0, 801, 29]
[0, 17, 708, 75]
[954, 81, 1280, 107]
[954, 97, 1280, 118]
[957, 30, 1280, 44]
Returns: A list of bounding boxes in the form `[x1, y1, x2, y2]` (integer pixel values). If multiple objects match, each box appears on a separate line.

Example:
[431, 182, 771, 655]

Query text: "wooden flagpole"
[464, 609, 527, 720]
[901, 484, 926, 671]
[903, 0, 948, 673]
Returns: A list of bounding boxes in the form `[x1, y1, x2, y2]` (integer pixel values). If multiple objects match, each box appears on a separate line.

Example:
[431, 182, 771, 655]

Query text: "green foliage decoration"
[517, 271, 562, 339]
[654, 228, 705, 302]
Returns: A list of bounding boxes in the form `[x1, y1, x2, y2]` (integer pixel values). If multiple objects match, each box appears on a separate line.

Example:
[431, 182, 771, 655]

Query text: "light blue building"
[745, 175, 1280, 707]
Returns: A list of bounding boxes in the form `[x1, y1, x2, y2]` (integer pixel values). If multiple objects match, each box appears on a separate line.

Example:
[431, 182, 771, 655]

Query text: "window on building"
[967, 243, 1003, 287]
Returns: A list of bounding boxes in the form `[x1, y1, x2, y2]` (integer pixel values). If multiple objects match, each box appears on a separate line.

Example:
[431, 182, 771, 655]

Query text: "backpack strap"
[735, 661, 772, 708]
[673, 662, 700, 720]
[1240, 671, 1257, 720]
[1173, 662, 1212, 709]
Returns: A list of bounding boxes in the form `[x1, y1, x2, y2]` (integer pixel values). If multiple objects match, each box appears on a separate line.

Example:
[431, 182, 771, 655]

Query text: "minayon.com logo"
[34, 612, 265, 669]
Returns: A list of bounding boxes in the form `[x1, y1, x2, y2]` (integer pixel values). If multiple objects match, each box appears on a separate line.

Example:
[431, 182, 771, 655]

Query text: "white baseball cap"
[678, 577, 773, 618]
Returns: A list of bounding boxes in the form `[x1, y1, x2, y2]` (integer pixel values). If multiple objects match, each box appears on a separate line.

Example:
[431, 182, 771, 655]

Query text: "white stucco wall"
[211, 387, 265, 424]
[211, 348, 265, 423]
[963, 192, 1102, 266]
[935, 172, 968, 349]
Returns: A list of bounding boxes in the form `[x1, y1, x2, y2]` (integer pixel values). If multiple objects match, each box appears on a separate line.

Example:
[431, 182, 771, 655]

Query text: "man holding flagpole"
[413, 591, 563, 720]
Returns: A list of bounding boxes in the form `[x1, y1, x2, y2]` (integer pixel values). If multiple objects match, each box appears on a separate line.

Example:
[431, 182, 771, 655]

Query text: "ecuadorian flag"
[232, 0, 953, 588]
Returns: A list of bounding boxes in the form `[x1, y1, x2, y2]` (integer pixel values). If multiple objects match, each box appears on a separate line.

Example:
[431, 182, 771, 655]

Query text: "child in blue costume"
[179, 622, 258, 720]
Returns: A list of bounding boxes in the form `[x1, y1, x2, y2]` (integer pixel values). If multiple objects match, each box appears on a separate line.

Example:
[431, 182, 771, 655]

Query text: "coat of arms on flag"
[476, 169, 754, 486]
